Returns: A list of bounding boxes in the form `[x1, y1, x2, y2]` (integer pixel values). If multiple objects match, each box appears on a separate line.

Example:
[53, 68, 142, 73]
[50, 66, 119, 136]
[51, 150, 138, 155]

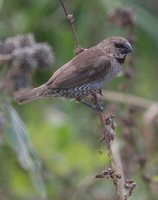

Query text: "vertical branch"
[93, 94, 125, 200]
[60, 0, 83, 53]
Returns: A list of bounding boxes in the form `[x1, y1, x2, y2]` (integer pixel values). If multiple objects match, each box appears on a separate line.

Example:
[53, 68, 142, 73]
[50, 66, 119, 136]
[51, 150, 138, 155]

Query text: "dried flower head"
[12, 47, 38, 71]
[4, 33, 36, 54]
[33, 43, 55, 69]
[1, 64, 32, 94]
[0, 33, 55, 94]
[94, 167, 121, 185]
[108, 7, 135, 29]
[124, 179, 136, 197]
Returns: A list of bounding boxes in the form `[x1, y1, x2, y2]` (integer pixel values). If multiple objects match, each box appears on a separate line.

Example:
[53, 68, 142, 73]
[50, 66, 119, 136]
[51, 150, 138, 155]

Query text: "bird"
[15, 36, 133, 110]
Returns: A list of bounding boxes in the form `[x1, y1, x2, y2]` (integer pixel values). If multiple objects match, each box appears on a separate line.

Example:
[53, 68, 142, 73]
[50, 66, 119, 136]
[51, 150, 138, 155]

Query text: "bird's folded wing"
[46, 47, 111, 89]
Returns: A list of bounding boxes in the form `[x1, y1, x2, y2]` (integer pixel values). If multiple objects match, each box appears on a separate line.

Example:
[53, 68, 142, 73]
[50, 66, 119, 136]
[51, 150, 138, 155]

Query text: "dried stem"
[60, 0, 81, 49]
[112, 140, 125, 200]
[93, 94, 125, 200]
[92, 94, 112, 157]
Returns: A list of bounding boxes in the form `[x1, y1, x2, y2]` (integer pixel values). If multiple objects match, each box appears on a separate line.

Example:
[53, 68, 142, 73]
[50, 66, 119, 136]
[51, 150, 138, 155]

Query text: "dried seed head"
[108, 7, 135, 28]
[33, 43, 55, 69]
[115, 173, 122, 179]
[94, 168, 116, 180]
[12, 47, 38, 71]
[1, 33, 55, 94]
[2, 66, 32, 94]
[11, 73, 31, 91]
[11, 43, 54, 71]
[18, 33, 36, 47]
[124, 179, 136, 196]
[4, 34, 36, 54]
[103, 168, 114, 176]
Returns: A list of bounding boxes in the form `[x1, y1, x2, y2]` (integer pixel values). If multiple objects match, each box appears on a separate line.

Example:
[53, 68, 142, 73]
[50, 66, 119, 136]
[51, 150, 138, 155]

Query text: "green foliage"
[0, 96, 46, 199]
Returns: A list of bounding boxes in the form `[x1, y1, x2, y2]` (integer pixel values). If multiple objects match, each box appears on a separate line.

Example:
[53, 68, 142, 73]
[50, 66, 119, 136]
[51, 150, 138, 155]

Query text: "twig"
[112, 139, 125, 200]
[92, 94, 125, 200]
[93, 94, 112, 156]
[60, 0, 81, 49]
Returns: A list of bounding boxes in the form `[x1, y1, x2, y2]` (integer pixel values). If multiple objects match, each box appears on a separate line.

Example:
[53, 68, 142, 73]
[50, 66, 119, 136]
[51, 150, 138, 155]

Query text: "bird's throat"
[116, 56, 126, 64]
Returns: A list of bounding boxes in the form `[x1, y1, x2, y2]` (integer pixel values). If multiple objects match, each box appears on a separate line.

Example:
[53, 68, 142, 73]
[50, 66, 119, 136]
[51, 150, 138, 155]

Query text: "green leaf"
[0, 95, 47, 199]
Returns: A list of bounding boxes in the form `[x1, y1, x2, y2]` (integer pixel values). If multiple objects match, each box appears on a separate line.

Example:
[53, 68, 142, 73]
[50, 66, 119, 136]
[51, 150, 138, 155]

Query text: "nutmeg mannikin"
[15, 36, 133, 109]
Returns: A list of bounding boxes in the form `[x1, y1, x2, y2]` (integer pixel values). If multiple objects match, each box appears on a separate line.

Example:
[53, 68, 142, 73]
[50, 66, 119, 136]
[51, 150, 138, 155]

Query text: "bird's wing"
[46, 47, 111, 89]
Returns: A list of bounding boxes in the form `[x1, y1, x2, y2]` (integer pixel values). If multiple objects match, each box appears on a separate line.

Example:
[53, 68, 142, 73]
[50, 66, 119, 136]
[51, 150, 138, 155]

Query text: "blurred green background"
[0, 0, 158, 200]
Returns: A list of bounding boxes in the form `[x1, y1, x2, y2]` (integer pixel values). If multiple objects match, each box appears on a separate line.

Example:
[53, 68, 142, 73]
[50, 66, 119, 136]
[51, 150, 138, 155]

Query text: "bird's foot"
[76, 98, 105, 112]
[95, 101, 105, 112]
[90, 93, 105, 112]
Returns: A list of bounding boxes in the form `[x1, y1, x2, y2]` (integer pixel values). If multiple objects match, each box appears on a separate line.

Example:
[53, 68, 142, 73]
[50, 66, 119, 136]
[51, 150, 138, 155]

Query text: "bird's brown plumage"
[46, 47, 111, 88]
[15, 36, 133, 104]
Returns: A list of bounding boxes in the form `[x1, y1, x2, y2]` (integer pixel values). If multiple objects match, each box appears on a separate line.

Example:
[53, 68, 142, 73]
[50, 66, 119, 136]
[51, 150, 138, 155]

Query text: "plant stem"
[60, 0, 81, 48]
[92, 94, 125, 200]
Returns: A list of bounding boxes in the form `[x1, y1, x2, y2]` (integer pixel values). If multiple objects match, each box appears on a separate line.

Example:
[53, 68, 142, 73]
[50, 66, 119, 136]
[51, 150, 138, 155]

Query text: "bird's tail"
[15, 84, 47, 104]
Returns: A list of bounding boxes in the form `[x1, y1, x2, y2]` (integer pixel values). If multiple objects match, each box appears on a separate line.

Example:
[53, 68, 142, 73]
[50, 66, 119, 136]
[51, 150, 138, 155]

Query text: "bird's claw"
[77, 98, 105, 112]
[94, 101, 105, 112]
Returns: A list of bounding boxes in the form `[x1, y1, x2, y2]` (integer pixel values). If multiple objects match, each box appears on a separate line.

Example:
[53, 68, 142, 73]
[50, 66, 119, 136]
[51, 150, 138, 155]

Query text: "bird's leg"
[76, 97, 102, 111]
[91, 93, 105, 112]
[77, 98, 97, 110]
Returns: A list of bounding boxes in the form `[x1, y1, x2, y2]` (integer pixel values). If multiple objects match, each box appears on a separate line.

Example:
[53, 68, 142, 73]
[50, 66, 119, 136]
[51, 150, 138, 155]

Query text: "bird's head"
[98, 36, 133, 63]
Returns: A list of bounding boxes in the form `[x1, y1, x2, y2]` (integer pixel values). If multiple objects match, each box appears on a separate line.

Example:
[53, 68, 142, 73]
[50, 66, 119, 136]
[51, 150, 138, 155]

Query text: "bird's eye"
[115, 43, 125, 48]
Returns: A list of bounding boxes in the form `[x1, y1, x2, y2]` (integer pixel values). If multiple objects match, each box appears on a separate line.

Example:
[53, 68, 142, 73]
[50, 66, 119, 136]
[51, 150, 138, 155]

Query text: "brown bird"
[15, 36, 133, 109]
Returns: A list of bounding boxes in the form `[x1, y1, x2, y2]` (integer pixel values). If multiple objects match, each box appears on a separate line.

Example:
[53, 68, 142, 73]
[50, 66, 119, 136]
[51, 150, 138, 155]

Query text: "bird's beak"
[125, 42, 133, 53]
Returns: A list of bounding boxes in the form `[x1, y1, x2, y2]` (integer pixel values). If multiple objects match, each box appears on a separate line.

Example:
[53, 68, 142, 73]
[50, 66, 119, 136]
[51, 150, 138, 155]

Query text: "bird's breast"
[103, 59, 122, 84]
